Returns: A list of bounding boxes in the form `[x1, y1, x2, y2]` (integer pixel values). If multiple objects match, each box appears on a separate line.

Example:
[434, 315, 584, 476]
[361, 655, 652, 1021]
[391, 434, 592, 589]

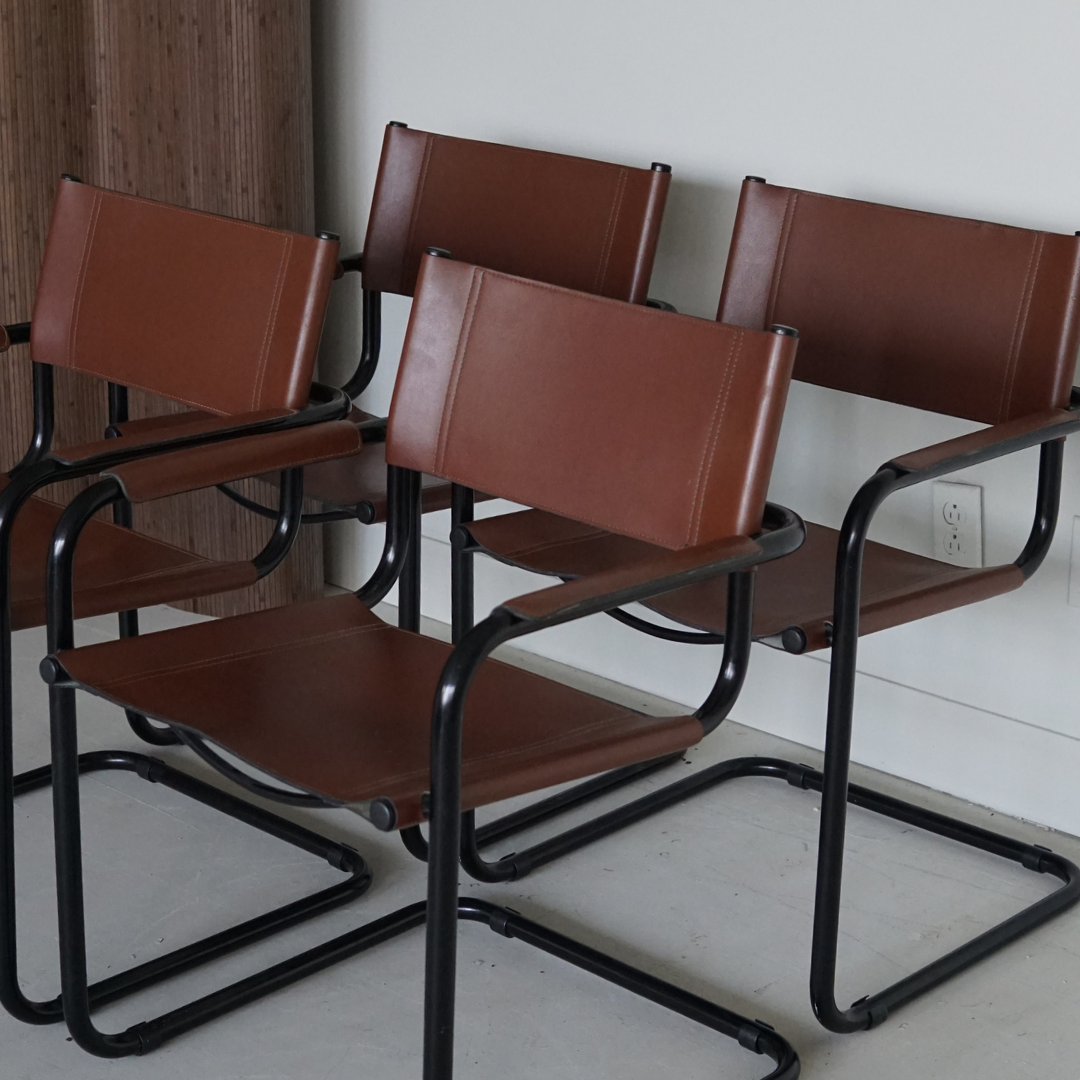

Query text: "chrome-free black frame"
[43, 460, 804, 1077]
[0, 321, 375, 1033]
[432, 393, 1080, 1034]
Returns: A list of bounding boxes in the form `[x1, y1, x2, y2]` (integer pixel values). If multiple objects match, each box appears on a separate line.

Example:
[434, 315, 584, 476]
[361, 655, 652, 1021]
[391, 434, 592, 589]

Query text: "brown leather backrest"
[718, 179, 1080, 424]
[361, 124, 670, 304]
[386, 255, 797, 549]
[30, 179, 339, 415]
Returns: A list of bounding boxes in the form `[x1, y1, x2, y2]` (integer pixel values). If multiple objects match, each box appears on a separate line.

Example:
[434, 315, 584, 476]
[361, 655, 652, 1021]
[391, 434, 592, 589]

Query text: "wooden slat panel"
[0, 0, 322, 617]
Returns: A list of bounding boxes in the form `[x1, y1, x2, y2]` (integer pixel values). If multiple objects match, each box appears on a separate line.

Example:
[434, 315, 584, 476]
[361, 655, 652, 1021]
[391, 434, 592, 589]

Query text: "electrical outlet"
[931, 480, 983, 568]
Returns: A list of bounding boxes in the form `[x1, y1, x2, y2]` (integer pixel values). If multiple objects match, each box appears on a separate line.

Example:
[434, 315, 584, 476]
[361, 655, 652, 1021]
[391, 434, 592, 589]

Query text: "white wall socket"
[931, 480, 983, 568]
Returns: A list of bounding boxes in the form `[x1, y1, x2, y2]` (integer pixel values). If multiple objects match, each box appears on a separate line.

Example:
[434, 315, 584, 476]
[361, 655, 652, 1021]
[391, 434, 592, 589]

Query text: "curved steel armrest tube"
[1015, 439, 1064, 578]
[355, 466, 419, 608]
[12, 363, 55, 473]
[252, 468, 305, 579]
[45, 480, 126, 656]
[500, 502, 804, 631]
[696, 571, 755, 734]
[341, 290, 382, 400]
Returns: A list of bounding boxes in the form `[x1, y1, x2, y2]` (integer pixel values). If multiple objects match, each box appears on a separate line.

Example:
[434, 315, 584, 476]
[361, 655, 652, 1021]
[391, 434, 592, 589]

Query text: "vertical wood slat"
[0, 0, 321, 617]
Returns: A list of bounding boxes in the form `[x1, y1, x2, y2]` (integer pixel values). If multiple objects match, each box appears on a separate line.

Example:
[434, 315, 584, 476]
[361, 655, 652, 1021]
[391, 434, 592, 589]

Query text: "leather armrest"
[888, 407, 1080, 481]
[501, 535, 765, 628]
[51, 409, 294, 464]
[103, 420, 363, 502]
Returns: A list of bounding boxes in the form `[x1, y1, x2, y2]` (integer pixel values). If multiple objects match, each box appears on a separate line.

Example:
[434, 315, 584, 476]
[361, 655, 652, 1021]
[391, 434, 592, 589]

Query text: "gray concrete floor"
[2, 603, 1078, 1079]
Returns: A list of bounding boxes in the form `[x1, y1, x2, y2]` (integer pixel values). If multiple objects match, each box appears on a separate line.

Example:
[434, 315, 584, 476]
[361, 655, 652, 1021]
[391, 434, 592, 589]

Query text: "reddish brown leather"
[504, 535, 762, 622]
[470, 510, 1022, 652]
[105, 421, 363, 502]
[57, 593, 703, 827]
[387, 256, 797, 549]
[891, 408, 1076, 473]
[718, 178, 1080, 424]
[646, 521, 1023, 650]
[361, 124, 669, 303]
[30, 179, 339, 415]
[2, 478, 257, 632]
[53, 409, 295, 464]
[0, 325, 9, 352]
[296, 439, 468, 518]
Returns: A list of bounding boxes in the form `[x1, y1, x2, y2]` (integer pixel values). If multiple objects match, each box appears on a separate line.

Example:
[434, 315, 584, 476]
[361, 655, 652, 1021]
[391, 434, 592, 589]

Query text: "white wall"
[311, 0, 1080, 833]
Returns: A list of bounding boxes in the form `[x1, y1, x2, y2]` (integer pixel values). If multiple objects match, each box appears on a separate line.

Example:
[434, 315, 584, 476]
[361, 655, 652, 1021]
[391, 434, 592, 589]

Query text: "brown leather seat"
[59, 592, 702, 829]
[54, 253, 799, 832]
[464, 178, 1080, 651]
[5, 482, 256, 633]
[466, 511, 1022, 653]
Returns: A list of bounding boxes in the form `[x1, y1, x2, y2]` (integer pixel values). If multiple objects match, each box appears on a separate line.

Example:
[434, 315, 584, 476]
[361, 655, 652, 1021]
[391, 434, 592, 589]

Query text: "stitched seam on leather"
[793, 187, 1042, 238]
[687, 329, 741, 545]
[441, 464, 672, 548]
[113, 438, 359, 498]
[96, 622, 386, 689]
[77, 188, 307, 237]
[593, 168, 628, 294]
[402, 132, 434, 292]
[999, 233, 1044, 421]
[764, 191, 797, 328]
[67, 190, 103, 370]
[62, 368, 225, 414]
[429, 271, 743, 547]
[372, 712, 684, 790]
[485, 527, 611, 561]
[251, 235, 292, 410]
[434, 267, 484, 475]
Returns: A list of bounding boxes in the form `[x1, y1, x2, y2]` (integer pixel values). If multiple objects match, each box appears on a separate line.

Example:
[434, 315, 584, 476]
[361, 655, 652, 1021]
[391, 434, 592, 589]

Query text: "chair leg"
[33, 680, 373, 1053]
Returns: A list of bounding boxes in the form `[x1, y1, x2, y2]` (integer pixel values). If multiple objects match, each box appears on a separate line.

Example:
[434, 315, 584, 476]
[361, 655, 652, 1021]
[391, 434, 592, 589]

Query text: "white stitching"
[250, 235, 292, 409]
[434, 267, 484, 474]
[67, 191, 103, 369]
[687, 329, 742, 545]
[998, 233, 1044, 420]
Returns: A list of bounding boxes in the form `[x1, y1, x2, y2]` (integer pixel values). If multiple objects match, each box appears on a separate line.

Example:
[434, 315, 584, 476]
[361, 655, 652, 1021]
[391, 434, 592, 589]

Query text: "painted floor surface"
[1, 604, 1077, 1079]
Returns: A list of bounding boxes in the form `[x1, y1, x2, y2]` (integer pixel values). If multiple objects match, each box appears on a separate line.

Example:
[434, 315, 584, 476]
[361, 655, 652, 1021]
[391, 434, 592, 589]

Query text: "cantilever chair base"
[5, 747, 370, 1035]
[428, 750, 1080, 1032]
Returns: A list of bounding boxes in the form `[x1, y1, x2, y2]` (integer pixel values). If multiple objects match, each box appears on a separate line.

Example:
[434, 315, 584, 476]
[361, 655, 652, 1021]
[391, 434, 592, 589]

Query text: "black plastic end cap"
[388, 120, 408, 128]
[780, 625, 807, 654]
[425, 246, 452, 259]
[368, 797, 398, 832]
[745, 175, 766, 184]
[770, 323, 799, 339]
[60, 173, 82, 183]
[39, 656, 67, 685]
[317, 230, 340, 242]
[651, 162, 672, 173]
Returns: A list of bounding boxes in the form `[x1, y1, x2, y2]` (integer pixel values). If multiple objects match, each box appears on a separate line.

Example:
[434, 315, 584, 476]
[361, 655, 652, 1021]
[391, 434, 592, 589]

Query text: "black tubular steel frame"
[429, 400, 1080, 1036]
[0, 326, 375, 1033]
[42, 462, 803, 1075]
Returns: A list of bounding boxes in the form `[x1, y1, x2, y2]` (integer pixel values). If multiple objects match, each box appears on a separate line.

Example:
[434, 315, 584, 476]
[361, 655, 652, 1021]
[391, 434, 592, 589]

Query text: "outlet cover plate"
[931, 480, 983, 568]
